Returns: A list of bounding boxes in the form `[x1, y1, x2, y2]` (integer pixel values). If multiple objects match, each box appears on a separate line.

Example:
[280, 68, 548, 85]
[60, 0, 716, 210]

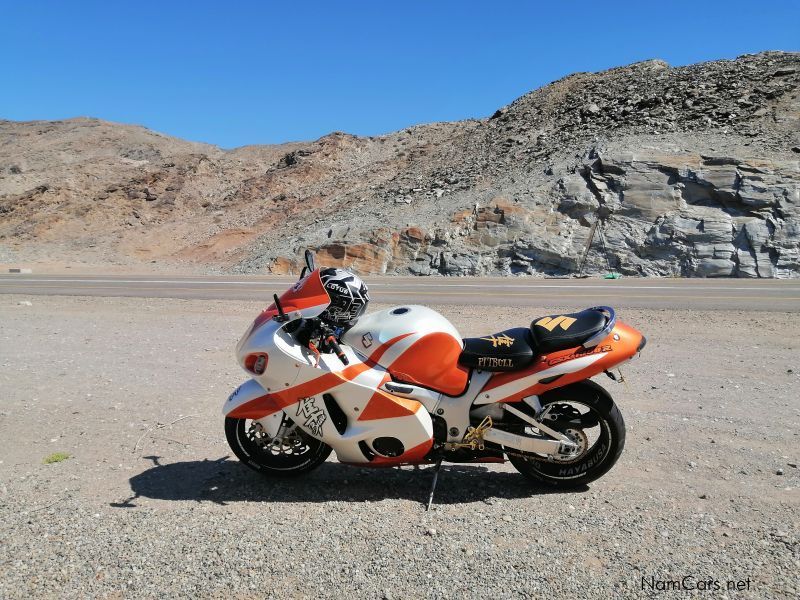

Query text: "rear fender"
[540, 379, 615, 412]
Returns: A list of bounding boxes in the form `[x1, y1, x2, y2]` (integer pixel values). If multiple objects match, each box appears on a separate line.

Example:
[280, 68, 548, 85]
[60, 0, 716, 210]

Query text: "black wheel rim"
[516, 400, 614, 480]
[235, 417, 324, 472]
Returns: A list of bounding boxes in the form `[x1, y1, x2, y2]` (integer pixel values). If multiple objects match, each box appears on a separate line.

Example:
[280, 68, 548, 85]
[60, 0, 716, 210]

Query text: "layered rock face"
[1, 52, 798, 277]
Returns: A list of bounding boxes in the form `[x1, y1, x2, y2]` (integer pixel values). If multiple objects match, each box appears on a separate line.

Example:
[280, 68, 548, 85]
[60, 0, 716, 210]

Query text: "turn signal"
[245, 353, 269, 375]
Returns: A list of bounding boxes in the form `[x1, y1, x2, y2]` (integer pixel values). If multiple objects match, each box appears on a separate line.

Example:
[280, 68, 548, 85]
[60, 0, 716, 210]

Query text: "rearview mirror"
[304, 249, 316, 272]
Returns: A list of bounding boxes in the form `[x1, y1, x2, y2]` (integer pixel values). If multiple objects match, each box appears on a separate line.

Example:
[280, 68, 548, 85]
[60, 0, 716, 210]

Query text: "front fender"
[223, 379, 284, 419]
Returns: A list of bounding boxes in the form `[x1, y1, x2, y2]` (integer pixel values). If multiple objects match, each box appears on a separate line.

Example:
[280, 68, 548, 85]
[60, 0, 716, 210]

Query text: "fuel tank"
[343, 305, 469, 396]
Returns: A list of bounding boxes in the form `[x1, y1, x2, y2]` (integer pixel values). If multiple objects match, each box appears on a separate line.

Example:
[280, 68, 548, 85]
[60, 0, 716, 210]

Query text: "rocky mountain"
[1, 51, 799, 277]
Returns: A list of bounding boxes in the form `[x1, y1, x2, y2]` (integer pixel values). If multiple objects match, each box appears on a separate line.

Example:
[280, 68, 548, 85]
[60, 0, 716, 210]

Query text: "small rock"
[788, 462, 797, 469]
[776, 469, 784, 476]
[582, 103, 601, 115]
[699, 493, 709, 500]
[689, 461, 698, 468]
[17, 300, 33, 306]
[425, 528, 436, 536]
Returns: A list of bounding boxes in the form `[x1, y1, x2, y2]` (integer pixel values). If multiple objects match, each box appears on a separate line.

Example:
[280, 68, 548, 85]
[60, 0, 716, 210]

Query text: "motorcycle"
[223, 251, 646, 506]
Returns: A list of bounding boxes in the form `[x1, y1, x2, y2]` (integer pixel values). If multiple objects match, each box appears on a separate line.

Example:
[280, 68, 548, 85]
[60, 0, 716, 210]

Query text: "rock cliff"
[1, 52, 798, 276]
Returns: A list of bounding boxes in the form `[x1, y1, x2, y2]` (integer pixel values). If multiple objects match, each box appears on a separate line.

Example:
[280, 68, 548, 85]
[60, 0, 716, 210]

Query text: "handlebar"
[290, 318, 349, 366]
[325, 334, 350, 366]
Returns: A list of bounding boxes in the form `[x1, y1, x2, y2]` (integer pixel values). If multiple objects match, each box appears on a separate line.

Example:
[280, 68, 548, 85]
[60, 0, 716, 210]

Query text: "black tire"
[507, 380, 625, 487]
[225, 416, 332, 477]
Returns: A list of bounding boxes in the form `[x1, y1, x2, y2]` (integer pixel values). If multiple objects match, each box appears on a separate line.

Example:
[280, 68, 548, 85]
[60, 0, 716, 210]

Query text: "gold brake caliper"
[444, 416, 493, 451]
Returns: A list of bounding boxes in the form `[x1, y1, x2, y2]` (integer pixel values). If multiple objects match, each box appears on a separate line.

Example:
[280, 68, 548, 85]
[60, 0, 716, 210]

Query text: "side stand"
[426, 459, 443, 511]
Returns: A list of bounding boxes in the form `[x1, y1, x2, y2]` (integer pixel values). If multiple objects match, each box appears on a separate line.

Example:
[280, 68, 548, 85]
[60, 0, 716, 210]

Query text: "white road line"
[1, 278, 799, 292]
[0, 278, 296, 285]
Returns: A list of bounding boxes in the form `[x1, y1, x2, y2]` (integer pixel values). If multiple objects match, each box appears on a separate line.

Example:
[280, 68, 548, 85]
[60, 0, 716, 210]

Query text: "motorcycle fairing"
[227, 319, 434, 465]
[344, 305, 469, 396]
[242, 269, 331, 342]
[475, 322, 643, 404]
[385, 322, 643, 442]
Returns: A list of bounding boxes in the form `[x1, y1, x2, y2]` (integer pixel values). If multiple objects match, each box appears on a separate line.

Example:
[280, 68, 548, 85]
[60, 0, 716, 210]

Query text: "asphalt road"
[2, 274, 799, 310]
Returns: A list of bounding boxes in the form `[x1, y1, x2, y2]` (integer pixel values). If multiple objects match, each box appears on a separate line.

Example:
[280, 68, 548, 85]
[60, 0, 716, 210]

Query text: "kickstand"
[426, 458, 443, 511]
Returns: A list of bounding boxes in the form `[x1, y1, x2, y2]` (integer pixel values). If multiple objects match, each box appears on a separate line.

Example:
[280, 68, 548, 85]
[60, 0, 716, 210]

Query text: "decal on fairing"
[546, 344, 612, 366]
[226, 387, 241, 404]
[292, 278, 306, 291]
[362, 332, 373, 348]
[296, 396, 327, 436]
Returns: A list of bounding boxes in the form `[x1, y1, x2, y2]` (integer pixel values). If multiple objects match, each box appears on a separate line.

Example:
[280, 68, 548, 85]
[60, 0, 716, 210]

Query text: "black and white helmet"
[319, 268, 370, 326]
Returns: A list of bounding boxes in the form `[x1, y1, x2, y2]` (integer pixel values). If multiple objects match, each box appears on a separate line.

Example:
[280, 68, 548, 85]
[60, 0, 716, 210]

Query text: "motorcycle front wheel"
[507, 380, 625, 487]
[225, 416, 332, 477]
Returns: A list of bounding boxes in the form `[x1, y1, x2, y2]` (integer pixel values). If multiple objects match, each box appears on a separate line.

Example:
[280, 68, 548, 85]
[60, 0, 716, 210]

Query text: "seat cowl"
[458, 327, 535, 372]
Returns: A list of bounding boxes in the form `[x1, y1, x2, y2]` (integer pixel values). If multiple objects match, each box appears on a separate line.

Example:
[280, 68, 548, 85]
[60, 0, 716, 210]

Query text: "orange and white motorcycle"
[223, 251, 646, 504]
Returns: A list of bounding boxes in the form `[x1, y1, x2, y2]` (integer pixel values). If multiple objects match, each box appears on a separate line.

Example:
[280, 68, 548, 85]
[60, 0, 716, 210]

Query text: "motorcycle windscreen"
[249, 269, 331, 332]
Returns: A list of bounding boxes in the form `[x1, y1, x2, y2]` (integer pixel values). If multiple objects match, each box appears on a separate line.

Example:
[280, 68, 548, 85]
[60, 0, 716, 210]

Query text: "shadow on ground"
[112, 455, 588, 508]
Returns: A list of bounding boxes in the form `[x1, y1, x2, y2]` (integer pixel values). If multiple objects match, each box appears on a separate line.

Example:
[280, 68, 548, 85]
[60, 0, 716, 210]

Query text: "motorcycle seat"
[458, 327, 535, 372]
[530, 308, 609, 353]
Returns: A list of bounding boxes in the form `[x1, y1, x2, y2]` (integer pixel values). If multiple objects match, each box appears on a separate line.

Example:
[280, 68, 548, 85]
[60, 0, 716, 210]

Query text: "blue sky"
[2, 1, 798, 148]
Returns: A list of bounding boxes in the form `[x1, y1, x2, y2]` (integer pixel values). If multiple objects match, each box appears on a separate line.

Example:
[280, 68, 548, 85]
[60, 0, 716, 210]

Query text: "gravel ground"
[0, 296, 798, 598]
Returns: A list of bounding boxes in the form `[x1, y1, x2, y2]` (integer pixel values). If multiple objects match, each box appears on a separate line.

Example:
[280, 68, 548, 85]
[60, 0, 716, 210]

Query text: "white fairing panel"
[235, 317, 302, 390]
[226, 311, 435, 465]
[343, 305, 462, 367]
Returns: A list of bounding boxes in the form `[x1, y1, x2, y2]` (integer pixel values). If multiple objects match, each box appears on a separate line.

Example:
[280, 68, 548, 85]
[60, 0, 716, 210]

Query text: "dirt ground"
[0, 295, 797, 598]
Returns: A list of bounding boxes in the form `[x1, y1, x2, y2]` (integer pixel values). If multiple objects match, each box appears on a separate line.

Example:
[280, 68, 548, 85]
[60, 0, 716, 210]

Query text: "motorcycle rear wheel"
[225, 416, 332, 477]
[507, 380, 625, 487]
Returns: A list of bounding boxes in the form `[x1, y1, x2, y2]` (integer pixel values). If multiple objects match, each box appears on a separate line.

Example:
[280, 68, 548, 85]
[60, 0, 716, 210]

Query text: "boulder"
[695, 257, 735, 277]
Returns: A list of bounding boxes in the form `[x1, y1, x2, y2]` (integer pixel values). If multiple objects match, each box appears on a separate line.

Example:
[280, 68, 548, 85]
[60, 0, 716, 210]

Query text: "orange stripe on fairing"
[227, 392, 286, 419]
[344, 438, 434, 468]
[358, 390, 421, 421]
[228, 333, 415, 419]
[365, 332, 415, 365]
[483, 322, 644, 403]
[388, 331, 469, 396]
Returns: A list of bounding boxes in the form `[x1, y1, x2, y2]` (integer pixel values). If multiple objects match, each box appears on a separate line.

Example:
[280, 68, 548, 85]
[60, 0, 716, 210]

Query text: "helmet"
[319, 267, 370, 326]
